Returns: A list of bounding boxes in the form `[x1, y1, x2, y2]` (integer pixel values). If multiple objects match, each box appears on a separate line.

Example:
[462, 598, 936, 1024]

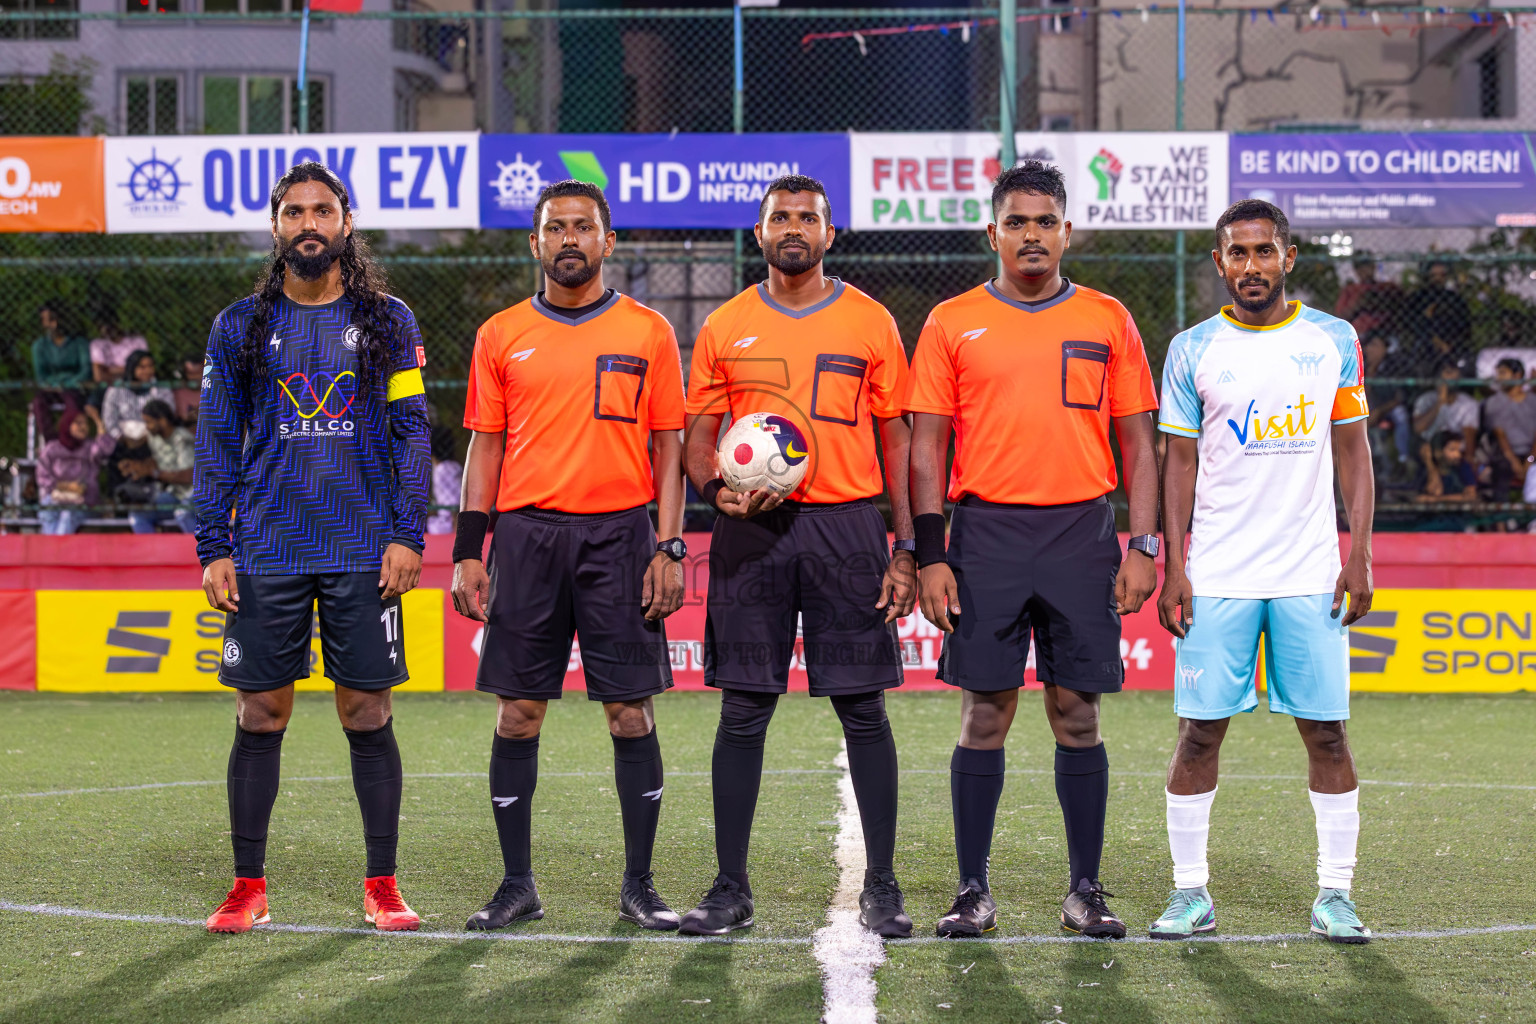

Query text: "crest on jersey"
[343, 324, 362, 352]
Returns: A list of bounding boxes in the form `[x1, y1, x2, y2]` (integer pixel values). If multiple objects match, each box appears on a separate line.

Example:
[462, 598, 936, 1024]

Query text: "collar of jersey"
[1220, 300, 1302, 332]
[754, 277, 845, 319]
[984, 277, 1076, 313]
[531, 289, 623, 326]
[279, 293, 349, 313]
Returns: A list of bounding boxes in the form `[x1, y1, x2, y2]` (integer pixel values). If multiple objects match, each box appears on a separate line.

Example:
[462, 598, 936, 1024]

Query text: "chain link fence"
[3, 5, 1536, 531]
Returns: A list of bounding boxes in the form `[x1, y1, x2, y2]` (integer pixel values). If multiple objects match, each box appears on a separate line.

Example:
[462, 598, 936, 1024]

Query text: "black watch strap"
[1128, 534, 1160, 558]
[657, 537, 687, 561]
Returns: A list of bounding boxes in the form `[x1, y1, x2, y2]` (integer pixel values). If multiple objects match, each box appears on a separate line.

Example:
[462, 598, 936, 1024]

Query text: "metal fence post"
[297, 0, 312, 134]
[733, 1, 745, 294]
[999, 0, 1017, 168]
[1172, 0, 1187, 332]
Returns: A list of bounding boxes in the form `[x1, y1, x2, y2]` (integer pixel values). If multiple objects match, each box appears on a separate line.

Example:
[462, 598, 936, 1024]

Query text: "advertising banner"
[1349, 589, 1536, 692]
[35, 589, 443, 692]
[103, 133, 479, 234]
[1230, 132, 1536, 228]
[479, 133, 849, 230]
[849, 132, 1228, 231]
[0, 137, 105, 233]
[1067, 132, 1228, 231]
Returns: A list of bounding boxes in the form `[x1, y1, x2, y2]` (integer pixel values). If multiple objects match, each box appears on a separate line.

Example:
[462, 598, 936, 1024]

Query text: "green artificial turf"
[1, 689, 1533, 1023]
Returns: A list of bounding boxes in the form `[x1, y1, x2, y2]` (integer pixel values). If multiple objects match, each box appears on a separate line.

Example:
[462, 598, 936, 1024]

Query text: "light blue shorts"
[1173, 594, 1350, 722]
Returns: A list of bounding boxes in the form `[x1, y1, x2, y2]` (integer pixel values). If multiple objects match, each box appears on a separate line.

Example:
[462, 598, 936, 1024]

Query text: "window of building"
[0, 0, 79, 40]
[202, 0, 293, 13]
[203, 74, 325, 133]
[124, 0, 179, 14]
[125, 75, 180, 134]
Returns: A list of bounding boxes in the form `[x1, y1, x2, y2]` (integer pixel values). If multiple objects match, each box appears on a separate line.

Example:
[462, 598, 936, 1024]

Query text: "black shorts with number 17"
[219, 572, 408, 691]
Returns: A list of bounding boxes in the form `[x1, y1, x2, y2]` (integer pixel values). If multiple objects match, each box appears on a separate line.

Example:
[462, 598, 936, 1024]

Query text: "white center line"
[812, 741, 884, 1024]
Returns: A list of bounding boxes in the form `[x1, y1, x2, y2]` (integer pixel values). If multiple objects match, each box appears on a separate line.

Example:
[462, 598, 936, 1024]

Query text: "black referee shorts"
[705, 498, 902, 697]
[219, 573, 408, 692]
[938, 495, 1124, 694]
[476, 505, 673, 703]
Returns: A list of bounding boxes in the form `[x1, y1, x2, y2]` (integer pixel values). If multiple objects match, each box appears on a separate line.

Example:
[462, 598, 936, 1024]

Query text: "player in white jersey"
[1152, 199, 1376, 944]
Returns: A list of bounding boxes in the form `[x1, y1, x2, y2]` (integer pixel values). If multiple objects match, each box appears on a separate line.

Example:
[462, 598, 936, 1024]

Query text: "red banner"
[5, 532, 1535, 693]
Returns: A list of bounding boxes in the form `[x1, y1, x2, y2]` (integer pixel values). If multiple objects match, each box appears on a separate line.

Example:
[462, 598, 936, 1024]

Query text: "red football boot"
[206, 878, 270, 933]
[364, 875, 421, 931]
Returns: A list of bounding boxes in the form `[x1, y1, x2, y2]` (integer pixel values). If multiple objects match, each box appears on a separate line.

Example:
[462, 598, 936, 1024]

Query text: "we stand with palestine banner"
[1, 130, 1531, 233]
[848, 132, 1229, 231]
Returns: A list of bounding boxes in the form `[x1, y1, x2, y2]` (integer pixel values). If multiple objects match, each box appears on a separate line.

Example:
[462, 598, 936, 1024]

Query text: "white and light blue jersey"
[1159, 302, 1368, 599]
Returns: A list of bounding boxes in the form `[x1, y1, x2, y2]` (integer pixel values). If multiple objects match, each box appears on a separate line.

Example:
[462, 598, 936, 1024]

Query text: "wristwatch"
[892, 539, 916, 558]
[1127, 534, 1160, 558]
[656, 537, 687, 562]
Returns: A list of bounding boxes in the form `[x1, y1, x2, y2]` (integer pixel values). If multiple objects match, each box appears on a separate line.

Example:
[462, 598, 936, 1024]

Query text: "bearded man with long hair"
[194, 162, 432, 934]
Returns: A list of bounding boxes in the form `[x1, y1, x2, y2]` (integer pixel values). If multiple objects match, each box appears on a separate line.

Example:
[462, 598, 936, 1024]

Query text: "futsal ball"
[717, 412, 810, 497]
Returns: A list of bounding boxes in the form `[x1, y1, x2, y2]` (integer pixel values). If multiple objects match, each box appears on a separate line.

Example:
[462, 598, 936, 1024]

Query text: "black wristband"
[913, 512, 948, 568]
[453, 510, 490, 563]
[700, 479, 726, 510]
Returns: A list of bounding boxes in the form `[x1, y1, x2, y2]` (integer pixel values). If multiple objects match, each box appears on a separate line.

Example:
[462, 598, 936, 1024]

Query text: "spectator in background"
[35, 405, 114, 536]
[88, 308, 148, 385]
[1412, 360, 1480, 455]
[426, 423, 461, 536]
[102, 350, 173, 439]
[31, 302, 92, 441]
[1335, 254, 1401, 340]
[172, 355, 204, 427]
[1417, 432, 1479, 503]
[106, 418, 155, 510]
[1362, 331, 1414, 476]
[119, 399, 195, 534]
[1484, 358, 1536, 501]
[1405, 261, 1473, 375]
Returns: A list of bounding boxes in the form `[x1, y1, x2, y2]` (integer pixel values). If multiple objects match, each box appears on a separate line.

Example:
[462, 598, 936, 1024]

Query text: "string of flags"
[800, 5, 1534, 51]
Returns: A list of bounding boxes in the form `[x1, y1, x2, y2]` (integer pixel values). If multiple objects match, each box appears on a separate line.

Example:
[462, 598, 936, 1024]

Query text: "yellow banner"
[1349, 588, 1536, 693]
[36, 589, 443, 692]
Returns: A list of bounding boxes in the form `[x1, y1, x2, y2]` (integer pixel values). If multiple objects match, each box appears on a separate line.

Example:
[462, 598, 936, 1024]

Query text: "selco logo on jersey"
[1226, 392, 1319, 454]
[277, 370, 358, 439]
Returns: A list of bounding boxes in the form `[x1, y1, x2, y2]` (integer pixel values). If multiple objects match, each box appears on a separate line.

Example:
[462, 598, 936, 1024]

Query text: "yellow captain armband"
[386, 367, 426, 402]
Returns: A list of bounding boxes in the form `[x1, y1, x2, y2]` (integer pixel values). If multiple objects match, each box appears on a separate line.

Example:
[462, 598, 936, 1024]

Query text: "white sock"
[1165, 788, 1216, 890]
[1309, 788, 1360, 890]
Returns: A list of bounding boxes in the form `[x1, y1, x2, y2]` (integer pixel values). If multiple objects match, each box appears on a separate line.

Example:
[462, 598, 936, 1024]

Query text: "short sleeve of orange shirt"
[464, 292, 684, 513]
[685, 279, 908, 504]
[907, 280, 1157, 505]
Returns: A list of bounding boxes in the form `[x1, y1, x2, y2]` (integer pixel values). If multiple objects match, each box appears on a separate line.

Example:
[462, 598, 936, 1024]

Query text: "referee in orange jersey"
[907, 161, 1160, 939]
[679, 175, 917, 938]
[451, 180, 687, 933]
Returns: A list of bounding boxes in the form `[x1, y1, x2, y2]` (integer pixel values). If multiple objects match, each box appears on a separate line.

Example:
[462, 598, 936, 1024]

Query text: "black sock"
[227, 725, 284, 879]
[344, 717, 403, 878]
[1055, 742, 1109, 890]
[950, 745, 1005, 890]
[831, 692, 898, 877]
[489, 733, 539, 879]
[613, 728, 664, 880]
[712, 690, 778, 896]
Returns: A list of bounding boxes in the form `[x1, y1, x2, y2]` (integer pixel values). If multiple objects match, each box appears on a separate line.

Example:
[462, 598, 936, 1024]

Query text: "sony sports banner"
[1230, 132, 1536, 228]
[103, 133, 479, 234]
[0, 137, 105, 233]
[478, 133, 850, 230]
[849, 132, 1228, 231]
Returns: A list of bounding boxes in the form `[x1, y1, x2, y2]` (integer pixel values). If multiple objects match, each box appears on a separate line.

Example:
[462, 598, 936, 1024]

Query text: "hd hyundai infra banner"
[103, 133, 479, 233]
[1230, 132, 1536, 228]
[478, 133, 850, 230]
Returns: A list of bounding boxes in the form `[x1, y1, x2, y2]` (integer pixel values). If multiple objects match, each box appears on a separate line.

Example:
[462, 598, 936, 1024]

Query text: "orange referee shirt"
[464, 291, 685, 513]
[686, 279, 908, 504]
[907, 279, 1158, 505]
